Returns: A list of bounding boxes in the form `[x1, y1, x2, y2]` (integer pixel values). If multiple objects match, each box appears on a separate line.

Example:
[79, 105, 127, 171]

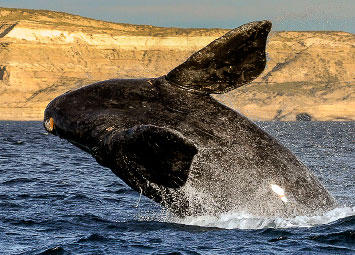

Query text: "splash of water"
[175, 206, 355, 230]
[135, 188, 143, 208]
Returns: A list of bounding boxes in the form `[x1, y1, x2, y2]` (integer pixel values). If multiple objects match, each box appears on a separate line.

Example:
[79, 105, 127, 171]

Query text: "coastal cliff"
[0, 7, 354, 121]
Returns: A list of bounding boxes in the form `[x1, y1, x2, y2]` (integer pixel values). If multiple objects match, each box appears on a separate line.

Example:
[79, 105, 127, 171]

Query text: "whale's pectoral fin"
[166, 20, 272, 94]
[106, 125, 198, 188]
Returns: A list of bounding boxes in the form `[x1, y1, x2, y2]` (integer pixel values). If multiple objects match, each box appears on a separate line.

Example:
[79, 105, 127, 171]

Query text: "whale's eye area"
[271, 184, 288, 203]
[44, 117, 55, 132]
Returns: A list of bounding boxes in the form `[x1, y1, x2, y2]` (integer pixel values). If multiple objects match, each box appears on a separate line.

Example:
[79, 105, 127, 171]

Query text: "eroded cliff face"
[0, 8, 354, 121]
[215, 31, 355, 121]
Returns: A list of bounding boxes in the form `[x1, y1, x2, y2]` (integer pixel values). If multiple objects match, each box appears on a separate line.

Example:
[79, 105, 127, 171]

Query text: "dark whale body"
[44, 21, 336, 217]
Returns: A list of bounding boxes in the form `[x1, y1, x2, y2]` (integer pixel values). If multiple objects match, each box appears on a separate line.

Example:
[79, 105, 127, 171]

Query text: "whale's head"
[43, 78, 158, 152]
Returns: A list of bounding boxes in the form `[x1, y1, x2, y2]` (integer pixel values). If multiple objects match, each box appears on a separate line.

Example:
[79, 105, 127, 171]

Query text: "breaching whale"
[43, 21, 336, 217]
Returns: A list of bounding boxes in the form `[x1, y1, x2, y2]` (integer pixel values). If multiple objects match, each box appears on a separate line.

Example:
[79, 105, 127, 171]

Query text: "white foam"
[174, 206, 355, 229]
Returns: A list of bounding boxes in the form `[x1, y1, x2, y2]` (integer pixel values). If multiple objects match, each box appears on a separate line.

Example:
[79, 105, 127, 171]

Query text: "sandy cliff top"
[0, 7, 226, 36]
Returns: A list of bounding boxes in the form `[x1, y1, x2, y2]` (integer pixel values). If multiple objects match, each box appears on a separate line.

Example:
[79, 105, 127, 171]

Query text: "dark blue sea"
[0, 121, 354, 255]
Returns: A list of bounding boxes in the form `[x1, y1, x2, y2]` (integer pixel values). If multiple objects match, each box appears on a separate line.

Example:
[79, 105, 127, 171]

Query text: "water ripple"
[0, 121, 354, 255]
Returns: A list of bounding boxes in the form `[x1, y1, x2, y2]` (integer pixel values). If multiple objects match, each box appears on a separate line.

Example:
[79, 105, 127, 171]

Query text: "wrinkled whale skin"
[44, 21, 336, 217]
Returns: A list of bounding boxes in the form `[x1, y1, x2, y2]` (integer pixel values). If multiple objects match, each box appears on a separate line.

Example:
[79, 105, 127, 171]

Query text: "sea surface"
[0, 121, 354, 255]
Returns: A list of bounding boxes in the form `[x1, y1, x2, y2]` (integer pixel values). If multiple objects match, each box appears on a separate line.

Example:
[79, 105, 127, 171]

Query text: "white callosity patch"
[44, 117, 54, 132]
[271, 184, 288, 203]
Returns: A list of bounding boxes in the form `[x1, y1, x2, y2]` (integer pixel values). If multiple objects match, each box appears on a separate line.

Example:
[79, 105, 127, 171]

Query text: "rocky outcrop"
[0, 7, 354, 121]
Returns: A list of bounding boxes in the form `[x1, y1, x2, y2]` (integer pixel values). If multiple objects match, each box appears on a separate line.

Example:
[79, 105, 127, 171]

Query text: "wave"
[35, 246, 66, 255]
[2, 177, 37, 185]
[175, 206, 355, 230]
[78, 233, 109, 243]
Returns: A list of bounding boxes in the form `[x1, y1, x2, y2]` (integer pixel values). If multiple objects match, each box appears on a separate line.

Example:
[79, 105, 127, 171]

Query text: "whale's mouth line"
[67, 139, 92, 154]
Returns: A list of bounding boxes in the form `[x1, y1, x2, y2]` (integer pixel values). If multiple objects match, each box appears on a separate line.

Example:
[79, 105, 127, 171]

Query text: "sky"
[0, 0, 354, 33]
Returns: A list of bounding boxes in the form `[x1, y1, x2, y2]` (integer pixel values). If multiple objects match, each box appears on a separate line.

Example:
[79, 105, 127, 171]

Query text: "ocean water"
[0, 121, 354, 255]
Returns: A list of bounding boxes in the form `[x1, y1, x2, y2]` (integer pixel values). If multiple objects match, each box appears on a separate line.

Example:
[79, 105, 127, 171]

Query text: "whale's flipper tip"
[166, 20, 272, 94]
